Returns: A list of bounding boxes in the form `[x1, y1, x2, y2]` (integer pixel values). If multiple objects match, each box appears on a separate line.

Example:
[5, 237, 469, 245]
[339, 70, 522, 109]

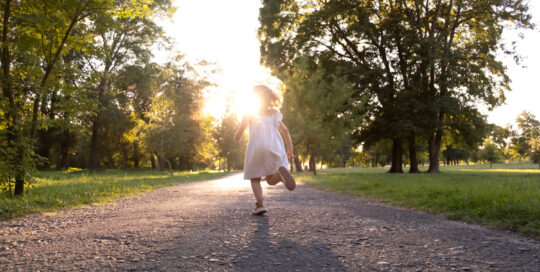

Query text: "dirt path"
[0, 174, 538, 271]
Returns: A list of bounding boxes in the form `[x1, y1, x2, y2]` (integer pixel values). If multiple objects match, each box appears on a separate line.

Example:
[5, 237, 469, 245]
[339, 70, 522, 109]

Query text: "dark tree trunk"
[37, 130, 52, 169]
[150, 154, 156, 169]
[389, 138, 404, 173]
[89, 76, 108, 169]
[427, 128, 443, 173]
[156, 153, 165, 171]
[293, 156, 303, 172]
[132, 143, 140, 168]
[58, 128, 71, 170]
[408, 135, 420, 173]
[89, 115, 101, 169]
[2, 0, 25, 195]
[122, 144, 128, 169]
[309, 155, 317, 175]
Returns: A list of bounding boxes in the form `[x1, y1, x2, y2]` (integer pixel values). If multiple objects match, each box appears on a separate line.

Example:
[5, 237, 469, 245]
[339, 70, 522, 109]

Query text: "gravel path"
[1, 174, 539, 271]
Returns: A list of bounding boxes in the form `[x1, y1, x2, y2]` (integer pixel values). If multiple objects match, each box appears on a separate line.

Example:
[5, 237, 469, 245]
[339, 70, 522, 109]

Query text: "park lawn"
[296, 167, 540, 238]
[0, 169, 229, 221]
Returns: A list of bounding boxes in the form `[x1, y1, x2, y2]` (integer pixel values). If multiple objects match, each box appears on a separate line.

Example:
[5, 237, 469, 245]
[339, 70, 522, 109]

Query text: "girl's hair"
[253, 84, 282, 111]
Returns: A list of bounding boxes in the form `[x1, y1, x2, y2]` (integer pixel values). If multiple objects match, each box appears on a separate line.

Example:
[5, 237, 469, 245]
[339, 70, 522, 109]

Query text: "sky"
[157, 0, 540, 126]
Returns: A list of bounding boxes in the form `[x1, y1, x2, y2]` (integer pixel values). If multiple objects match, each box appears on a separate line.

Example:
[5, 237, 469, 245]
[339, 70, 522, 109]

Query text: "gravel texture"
[0, 174, 539, 271]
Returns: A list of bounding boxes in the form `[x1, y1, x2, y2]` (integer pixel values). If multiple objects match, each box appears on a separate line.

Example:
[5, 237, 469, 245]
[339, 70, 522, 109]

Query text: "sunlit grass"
[0, 169, 229, 220]
[297, 167, 540, 238]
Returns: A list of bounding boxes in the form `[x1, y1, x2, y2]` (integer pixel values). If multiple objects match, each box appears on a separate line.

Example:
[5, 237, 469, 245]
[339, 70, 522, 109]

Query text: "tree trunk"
[408, 135, 420, 173]
[309, 155, 317, 175]
[389, 138, 404, 173]
[89, 76, 108, 169]
[58, 128, 71, 170]
[122, 144, 128, 169]
[132, 142, 140, 168]
[165, 158, 173, 177]
[89, 114, 102, 169]
[150, 154, 156, 169]
[293, 156, 303, 172]
[427, 129, 443, 173]
[156, 152, 165, 171]
[2, 0, 25, 195]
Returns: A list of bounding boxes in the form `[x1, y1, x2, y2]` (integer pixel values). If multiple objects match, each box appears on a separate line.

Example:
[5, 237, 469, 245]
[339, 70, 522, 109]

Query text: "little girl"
[234, 84, 296, 215]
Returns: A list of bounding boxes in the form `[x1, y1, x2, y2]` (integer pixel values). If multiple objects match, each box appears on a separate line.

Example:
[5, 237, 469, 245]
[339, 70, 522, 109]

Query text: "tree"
[278, 56, 360, 175]
[480, 139, 502, 168]
[489, 124, 512, 161]
[510, 111, 540, 163]
[1, 0, 117, 195]
[132, 59, 210, 172]
[213, 109, 246, 171]
[530, 137, 540, 169]
[258, 0, 532, 174]
[84, 0, 172, 169]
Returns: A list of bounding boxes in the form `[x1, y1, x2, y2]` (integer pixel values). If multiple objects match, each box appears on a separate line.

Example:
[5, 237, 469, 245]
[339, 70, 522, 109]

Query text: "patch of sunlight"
[213, 173, 260, 190]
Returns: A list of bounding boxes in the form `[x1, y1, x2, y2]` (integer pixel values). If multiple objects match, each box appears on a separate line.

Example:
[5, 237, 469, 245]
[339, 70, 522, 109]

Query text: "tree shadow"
[233, 215, 346, 271]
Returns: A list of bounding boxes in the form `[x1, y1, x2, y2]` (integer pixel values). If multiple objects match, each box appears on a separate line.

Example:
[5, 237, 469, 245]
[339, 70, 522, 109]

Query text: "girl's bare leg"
[250, 178, 263, 206]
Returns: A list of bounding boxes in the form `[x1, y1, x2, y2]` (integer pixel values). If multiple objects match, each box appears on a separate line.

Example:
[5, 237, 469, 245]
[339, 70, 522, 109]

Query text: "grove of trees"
[0, 0, 243, 196]
[259, 0, 533, 173]
[1, 0, 539, 196]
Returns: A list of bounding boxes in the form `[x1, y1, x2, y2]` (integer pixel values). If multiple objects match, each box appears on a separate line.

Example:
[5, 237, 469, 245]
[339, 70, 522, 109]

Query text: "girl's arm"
[277, 121, 294, 159]
[234, 115, 250, 143]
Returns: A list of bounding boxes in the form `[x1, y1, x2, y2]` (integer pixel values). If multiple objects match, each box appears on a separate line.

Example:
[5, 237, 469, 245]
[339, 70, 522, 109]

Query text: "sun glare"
[160, 0, 284, 122]
[202, 86, 264, 121]
[233, 90, 261, 118]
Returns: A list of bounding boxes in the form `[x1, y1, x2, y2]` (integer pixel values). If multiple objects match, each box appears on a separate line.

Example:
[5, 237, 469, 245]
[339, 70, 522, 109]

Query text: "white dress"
[243, 110, 289, 180]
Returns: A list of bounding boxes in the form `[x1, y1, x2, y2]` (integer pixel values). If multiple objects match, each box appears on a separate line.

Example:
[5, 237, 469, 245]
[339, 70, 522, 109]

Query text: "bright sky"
[157, 0, 540, 126]
[156, 0, 279, 119]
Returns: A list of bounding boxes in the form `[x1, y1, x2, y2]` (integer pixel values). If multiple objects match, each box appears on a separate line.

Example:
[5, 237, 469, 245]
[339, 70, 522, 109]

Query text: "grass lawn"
[0, 169, 229, 221]
[296, 167, 540, 238]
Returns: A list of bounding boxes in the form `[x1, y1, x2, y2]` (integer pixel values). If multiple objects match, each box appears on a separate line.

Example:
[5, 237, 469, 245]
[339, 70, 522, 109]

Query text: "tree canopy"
[259, 0, 532, 173]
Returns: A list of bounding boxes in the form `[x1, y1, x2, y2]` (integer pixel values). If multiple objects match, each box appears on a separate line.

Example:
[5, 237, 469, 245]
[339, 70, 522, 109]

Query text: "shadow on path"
[233, 215, 346, 271]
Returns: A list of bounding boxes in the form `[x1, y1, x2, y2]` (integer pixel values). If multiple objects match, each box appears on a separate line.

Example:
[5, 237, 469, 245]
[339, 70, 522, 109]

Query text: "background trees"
[0, 0, 231, 196]
[258, 0, 532, 174]
[213, 109, 246, 172]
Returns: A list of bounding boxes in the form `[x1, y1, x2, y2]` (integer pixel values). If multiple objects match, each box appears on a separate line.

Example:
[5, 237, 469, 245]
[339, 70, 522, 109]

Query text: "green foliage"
[0, 0, 174, 194]
[212, 110, 246, 171]
[480, 140, 502, 167]
[131, 59, 212, 170]
[509, 111, 540, 163]
[258, 0, 532, 173]
[442, 145, 469, 165]
[297, 167, 540, 238]
[0, 169, 227, 220]
[279, 56, 362, 169]
[529, 137, 540, 168]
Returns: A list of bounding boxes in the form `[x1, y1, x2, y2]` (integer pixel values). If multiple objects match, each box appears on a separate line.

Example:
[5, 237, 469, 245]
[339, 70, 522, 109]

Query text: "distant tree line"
[258, 0, 533, 173]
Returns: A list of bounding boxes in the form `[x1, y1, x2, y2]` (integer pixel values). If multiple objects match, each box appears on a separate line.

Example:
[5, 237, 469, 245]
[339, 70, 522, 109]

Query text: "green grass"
[0, 169, 229, 220]
[296, 167, 540, 238]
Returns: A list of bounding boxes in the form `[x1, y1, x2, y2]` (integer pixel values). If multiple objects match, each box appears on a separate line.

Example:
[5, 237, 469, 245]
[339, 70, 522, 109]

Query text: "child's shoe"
[265, 174, 281, 185]
[252, 203, 267, 215]
[278, 166, 296, 191]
